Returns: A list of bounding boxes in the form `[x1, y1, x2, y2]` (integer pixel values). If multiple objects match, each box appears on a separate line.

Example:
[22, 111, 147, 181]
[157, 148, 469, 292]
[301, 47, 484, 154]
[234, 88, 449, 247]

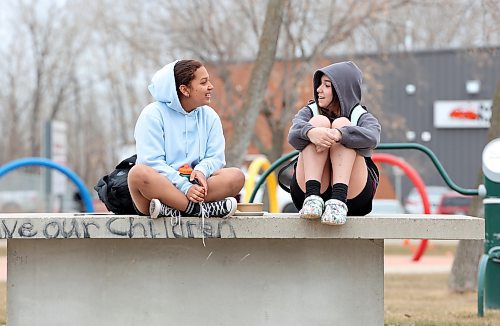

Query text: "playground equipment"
[243, 156, 279, 213]
[371, 153, 431, 261]
[249, 143, 480, 203]
[478, 138, 500, 316]
[0, 157, 94, 213]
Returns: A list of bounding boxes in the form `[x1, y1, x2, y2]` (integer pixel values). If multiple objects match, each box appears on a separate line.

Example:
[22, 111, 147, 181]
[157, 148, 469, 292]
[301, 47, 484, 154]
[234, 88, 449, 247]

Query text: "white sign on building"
[433, 100, 492, 128]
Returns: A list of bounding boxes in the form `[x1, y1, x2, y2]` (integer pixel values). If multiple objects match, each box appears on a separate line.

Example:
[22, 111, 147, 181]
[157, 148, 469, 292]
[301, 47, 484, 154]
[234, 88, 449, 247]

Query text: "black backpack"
[94, 154, 137, 214]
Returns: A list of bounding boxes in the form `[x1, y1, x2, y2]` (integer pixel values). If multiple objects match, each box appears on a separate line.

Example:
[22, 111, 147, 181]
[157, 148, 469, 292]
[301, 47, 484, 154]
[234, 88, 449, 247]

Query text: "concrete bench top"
[0, 213, 483, 240]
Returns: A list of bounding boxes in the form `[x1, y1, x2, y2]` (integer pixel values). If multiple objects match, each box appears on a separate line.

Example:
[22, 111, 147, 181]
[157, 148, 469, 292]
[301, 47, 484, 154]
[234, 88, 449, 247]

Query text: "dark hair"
[174, 59, 203, 98]
[330, 89, 341, 116]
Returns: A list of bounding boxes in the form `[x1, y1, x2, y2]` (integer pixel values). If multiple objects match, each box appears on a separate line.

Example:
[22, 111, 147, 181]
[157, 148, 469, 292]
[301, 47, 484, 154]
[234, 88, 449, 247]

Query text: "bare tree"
[252, 0, 412, 163]
[346, 0, 500, 53]
[1, 0, 498, 199]
[225, 0, 286, 167]
[69, 0, 496, 171]
[0, 0, 118, 187]
[3, 0, 89, 158]
[155, 0, 415, 166]
[0, 39, 29, 163]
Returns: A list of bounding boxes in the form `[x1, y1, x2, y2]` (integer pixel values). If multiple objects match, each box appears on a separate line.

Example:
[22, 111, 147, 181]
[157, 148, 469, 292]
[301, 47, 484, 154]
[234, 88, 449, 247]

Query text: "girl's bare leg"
[128, 164, 188, 215]
[295, 115, 332, 193]
[322, 117, 368, 225]
[329, 117, 367, 199]
[204, 167, 245, 202]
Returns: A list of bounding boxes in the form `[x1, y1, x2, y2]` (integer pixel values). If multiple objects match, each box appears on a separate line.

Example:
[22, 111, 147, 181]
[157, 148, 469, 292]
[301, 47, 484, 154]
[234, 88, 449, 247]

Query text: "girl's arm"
[288, 106, 314, 151]
[337, 112, 381, 150]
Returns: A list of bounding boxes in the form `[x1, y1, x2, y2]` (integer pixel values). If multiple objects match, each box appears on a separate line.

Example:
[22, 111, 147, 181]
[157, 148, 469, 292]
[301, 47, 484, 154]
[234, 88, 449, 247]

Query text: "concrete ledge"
[0, 213, 484, 240]
[5, 212, 484, 325]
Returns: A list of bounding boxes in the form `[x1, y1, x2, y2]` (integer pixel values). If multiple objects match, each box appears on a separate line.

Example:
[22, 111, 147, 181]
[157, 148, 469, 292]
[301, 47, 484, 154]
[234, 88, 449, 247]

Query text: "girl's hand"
[315, 145, 329, 153]
[187, 184, 205, 203]
[331, 128, 342, 143]
[190, 170, 208, 198]
[307, 127, 336, 148]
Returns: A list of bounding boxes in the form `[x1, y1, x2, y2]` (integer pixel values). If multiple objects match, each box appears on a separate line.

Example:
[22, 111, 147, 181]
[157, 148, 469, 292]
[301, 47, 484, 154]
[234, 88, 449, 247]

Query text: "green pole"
[481, 138, 500, 311]
[250, 143, 479, 203]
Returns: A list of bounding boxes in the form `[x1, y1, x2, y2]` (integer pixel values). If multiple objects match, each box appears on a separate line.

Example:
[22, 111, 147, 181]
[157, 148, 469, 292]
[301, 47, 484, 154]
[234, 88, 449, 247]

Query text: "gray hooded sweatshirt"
[287, 61, 381, 157]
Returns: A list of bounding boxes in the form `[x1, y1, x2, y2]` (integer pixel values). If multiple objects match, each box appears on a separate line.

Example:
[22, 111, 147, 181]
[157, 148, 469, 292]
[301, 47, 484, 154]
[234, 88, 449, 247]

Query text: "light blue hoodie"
[134, 60, 226, 195]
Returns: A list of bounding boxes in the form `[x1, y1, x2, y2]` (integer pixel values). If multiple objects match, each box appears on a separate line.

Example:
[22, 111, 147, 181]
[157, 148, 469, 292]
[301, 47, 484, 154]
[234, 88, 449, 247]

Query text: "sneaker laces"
[200, 202, 207, 247]
[198, 199, 233, 247]
[161, 200, 226, 247]
[204, 200, 227, 217]
[159, 205, 181, 227]
[168, 201, 207, 247]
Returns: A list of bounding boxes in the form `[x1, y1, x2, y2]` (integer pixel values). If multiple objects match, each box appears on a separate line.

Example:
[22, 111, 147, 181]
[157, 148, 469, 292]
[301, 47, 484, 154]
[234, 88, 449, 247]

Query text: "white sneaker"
[299, 195, 324, 219]
[321, 199, 348, 225]
[149, 198, 181, 219]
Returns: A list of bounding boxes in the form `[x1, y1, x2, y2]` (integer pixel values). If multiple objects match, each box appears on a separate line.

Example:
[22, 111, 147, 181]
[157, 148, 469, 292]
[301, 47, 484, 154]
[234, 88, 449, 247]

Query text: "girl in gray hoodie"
[287, 61, 380, 225]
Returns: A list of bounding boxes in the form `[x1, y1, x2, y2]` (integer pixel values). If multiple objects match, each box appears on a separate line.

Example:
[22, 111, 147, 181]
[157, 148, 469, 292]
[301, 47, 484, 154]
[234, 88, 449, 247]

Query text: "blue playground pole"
[0, 157, 94, 213]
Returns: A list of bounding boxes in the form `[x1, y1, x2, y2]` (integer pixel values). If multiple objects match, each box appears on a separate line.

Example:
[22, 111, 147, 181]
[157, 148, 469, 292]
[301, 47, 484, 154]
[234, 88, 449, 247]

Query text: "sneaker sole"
[223, 197, 238, 218]
[149, 198, 161, 219]
[321, 218, 346, 226]
[301, 213, 321, 219]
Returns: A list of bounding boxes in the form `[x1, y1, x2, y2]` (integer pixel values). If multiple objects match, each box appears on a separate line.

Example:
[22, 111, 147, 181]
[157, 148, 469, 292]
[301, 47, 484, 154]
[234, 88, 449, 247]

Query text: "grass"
[385, 274, 500, 325]
[385, 241, 500, 325]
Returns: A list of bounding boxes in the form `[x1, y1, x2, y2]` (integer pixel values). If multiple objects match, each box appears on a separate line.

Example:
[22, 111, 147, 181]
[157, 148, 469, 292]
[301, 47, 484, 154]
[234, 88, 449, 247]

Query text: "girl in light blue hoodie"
[128, 60, 244, 219]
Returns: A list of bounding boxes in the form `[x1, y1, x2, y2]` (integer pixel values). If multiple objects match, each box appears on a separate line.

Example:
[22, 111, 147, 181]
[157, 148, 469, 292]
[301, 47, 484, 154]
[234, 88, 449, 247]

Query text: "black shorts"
[133, 202, 147, 216]
[290, 157, 379, 216]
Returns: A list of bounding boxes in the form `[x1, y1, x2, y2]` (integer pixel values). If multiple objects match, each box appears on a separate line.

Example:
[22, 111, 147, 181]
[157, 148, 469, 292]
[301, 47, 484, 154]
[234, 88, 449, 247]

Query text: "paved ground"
[384, 255, 453, 274]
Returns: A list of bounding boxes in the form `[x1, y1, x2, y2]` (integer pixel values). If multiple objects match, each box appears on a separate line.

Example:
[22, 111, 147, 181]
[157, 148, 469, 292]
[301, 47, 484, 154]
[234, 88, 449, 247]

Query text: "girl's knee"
[128, 164, 155, 186]
[309, 115, 330, 128]
[217, 168, 245, 195]
[234, 168, 246, 185]
[230, 168, 245, 191]
[331, 117, 350, 128]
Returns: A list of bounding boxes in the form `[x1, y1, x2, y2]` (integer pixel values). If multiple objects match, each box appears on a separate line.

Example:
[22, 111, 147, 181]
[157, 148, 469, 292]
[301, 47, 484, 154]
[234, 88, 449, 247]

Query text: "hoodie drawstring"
[184, 115, 188, 158]
[179, 111, 206, 246]
[200, 202, 207, 246]
[195, 114, 202, 163]
[195, 113, 206, 246]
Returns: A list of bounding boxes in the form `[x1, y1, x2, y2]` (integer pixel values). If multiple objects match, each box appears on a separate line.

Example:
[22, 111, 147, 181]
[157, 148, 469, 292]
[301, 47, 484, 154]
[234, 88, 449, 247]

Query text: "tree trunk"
[225, 0, 285, 168]
[449, 81, 500, 291]
[448, 239, 483, 292]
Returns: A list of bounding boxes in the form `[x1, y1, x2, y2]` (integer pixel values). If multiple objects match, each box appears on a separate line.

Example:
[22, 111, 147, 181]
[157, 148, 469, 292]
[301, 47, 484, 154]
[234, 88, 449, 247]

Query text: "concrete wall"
[8, 238, 383, 326]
